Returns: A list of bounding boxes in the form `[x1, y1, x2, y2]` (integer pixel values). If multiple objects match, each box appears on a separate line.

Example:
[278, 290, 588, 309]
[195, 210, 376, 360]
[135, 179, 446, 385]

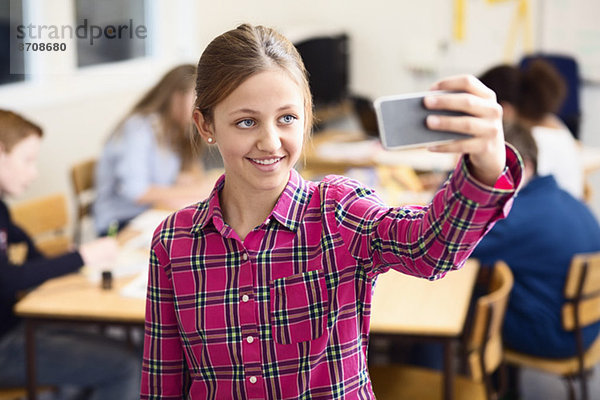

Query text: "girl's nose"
[257, 124, 282, 152]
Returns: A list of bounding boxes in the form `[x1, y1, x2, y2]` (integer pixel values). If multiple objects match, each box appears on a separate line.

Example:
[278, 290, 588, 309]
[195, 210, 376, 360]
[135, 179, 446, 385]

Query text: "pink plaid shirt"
[141, 147, 522, 399]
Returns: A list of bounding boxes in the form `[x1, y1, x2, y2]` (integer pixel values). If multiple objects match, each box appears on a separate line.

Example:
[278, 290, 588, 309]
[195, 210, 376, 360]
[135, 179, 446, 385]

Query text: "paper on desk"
[121, 209, 173, 251]
[83, 247, 148, 283]
[120, 271, 148, 299]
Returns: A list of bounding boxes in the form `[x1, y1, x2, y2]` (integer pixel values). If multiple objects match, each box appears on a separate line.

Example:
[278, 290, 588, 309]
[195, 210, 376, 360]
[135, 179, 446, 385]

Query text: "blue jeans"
[0, 323, 141, 400]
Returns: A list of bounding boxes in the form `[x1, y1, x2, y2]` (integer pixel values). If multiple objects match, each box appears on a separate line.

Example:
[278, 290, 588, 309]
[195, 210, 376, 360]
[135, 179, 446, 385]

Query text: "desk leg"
[25, 320, 37, 400]
[443, 339, 455, 400]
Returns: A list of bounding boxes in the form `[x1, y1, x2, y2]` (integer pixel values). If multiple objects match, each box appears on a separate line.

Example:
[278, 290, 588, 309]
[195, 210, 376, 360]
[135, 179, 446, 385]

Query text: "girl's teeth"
[253, 158, 280, 165]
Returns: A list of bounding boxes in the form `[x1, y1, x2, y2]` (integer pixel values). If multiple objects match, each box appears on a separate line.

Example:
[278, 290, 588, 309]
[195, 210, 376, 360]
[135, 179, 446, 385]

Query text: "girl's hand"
[424, 75, 505, 186]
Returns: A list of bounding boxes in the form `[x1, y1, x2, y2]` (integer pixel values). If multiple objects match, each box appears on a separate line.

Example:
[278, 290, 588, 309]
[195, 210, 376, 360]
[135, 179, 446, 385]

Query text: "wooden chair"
[70, 158, 96, 244]
[369, 261, 514, 400]
[0, 386, 56, 400]
[504, 252, 600, 400]
[11, 193, 71, 257]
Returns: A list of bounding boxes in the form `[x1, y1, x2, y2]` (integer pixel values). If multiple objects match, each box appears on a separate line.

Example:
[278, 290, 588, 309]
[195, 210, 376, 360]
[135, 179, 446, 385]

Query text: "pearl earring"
[207, 137, 214, 144]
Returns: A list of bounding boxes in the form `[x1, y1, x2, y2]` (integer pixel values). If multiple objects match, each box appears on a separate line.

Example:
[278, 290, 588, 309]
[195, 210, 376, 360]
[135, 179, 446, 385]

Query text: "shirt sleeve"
[7, 222, 43, 260]
[141, 227, 188, 398]
[116, 116, 156, 201]
[328, 144, 523, 280]
[0, 252, 83, 296]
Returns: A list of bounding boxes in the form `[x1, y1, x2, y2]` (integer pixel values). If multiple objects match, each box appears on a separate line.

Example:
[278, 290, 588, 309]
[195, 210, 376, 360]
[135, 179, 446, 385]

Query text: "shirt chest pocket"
[269, 269, 329, 344]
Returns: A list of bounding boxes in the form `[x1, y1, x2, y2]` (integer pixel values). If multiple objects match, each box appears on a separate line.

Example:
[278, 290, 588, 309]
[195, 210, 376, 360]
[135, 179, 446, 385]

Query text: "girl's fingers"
[426, 114, 500, 137]
[427, 137, 488, 155]
[424, 92, 503, 119]
[430, 74, 497, 100]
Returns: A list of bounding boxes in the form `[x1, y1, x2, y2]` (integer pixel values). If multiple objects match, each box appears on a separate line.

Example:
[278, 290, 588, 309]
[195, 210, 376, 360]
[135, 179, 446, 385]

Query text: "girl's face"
[196, 68, 305, 197]
[0, 134, 41, 196]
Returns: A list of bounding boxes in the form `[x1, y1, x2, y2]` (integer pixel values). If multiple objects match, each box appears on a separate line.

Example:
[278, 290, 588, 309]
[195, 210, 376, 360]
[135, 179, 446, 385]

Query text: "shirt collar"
[191, 169, 314, 235]
[270, 169, 314, 232]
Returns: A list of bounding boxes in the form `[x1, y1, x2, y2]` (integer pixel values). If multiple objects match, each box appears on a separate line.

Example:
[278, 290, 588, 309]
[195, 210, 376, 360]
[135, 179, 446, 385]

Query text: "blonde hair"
[194, 24, 314, 138]
[115, 64, 197, 167]
[0, 110, 43, 152]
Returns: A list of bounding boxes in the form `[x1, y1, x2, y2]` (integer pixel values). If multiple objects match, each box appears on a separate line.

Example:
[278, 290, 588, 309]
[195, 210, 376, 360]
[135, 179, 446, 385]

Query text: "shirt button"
[249, 376, 257, 384]
[242, 253, 248, 261]
[246, 336, 254, 344]
[242, 294, 249, 302]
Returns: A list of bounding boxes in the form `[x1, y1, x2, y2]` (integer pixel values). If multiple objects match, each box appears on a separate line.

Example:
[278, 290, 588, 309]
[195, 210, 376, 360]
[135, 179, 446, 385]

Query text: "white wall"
[2, 0, 600, 219]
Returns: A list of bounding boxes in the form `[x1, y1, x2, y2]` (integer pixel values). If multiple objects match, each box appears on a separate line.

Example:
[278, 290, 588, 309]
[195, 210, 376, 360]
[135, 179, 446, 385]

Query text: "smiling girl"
[141, 24, 522, 399]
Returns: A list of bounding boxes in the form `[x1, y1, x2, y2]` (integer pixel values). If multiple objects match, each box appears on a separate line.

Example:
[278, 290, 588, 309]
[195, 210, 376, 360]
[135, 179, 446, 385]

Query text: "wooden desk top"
[14, 273, 146, 323]
[370, 259, 479, 337]
[303, 129, 459, 172]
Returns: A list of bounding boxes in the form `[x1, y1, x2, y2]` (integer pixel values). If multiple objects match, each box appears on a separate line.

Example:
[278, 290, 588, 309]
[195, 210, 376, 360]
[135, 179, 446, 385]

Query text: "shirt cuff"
[449, 144, 523, 214]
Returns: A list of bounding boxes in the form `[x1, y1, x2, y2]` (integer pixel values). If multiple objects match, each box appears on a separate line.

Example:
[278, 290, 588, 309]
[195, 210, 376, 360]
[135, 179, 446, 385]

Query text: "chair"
[369, 261, 514, 400]
[0, 386, 56, 400]
[504, 252, 600, 400]
[70, 158, 96, 244]
[11, 193, 71, 257]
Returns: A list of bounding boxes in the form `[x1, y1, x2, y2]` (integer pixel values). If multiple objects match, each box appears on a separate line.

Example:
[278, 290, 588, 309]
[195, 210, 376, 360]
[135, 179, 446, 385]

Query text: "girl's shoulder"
[318, 174, 377, 197]
[117, 114, 157, 140]
[152, 201, 208, 242]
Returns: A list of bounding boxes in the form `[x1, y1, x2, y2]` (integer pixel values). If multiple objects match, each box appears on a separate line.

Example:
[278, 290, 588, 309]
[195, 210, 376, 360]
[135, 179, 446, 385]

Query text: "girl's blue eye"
[279, 114, 297, 125]
[236, 119, 255, 128]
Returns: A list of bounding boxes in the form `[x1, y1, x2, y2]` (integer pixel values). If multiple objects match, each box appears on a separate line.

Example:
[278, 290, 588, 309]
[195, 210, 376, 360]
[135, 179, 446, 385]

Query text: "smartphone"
[374, 91, 469, 150]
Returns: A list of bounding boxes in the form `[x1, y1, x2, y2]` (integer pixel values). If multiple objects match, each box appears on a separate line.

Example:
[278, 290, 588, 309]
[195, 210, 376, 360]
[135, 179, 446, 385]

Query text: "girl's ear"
[193, 109, 215, 144]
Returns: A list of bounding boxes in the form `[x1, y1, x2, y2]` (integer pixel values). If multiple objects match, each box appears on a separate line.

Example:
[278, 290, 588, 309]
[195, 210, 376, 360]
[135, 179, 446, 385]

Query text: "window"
[75, 0, 148, 67]
[0, 0, 25, 84]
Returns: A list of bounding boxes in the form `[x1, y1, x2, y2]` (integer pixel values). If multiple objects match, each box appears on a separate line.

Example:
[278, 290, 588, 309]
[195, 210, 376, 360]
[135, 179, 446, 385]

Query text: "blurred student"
[479, 60, 584, 199]
[94, 64, 212, 235]
[0, 110, 140, 398]
[472, 122, 600, 357]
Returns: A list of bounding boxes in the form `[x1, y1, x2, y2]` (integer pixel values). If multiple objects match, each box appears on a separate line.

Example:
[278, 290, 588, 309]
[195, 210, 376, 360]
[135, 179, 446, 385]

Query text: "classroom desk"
[13, 272, 146, 400]
[303, 129, 459, 173]
[369, 258, 480, 400]
[12, 216, 155, 400]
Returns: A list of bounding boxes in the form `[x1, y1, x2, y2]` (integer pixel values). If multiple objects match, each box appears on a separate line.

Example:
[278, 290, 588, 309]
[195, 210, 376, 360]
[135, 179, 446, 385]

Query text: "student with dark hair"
[472, 122, 600, 357]
[479, 60, 584, 199]
[0, 109, 140, 399]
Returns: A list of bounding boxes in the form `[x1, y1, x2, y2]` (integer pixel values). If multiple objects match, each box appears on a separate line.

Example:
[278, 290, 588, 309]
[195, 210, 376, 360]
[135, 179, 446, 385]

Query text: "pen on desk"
[101, 220, 118, 290]
[107, 220, 119, 238]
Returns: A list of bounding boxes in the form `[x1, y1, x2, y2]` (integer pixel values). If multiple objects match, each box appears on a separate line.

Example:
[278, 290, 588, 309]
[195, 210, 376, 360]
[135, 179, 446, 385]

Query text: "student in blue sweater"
[472, 122, 600, 357]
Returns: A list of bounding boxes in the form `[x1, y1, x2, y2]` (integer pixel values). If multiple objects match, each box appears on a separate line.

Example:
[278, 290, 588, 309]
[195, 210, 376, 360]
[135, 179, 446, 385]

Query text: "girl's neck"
[219, 181, 282, 241]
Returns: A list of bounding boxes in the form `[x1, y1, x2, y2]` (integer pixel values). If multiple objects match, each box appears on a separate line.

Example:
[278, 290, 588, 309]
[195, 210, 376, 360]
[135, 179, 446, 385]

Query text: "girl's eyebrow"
[229, 104, 301, 116]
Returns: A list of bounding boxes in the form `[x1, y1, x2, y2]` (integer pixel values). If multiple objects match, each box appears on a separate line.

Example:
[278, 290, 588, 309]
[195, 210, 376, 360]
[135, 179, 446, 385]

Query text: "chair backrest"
[70, 158, 97, 243]
[11, 193, 71, 257]
[562, 252, 600, 331]
[70, 158, 96, 215]
[466, 261, 514, 383]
